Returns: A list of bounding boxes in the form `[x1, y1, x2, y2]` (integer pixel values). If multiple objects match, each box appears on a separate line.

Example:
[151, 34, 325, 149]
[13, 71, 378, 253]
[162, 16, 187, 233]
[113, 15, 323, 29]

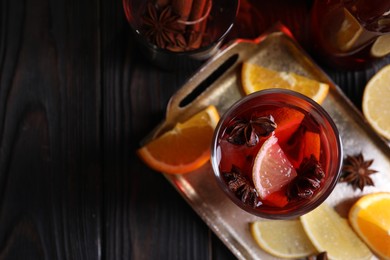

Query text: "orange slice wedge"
[241, 63, 329, 104]
[349, 192, 390, 259]
[137, 105, 220, 174]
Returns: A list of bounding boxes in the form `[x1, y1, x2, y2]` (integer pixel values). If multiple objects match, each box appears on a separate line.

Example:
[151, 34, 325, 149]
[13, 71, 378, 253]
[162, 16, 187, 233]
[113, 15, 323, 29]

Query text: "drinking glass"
[211, 89, 343, 219]
[310, 0, 390, 69]
[123, 0, 239, 70]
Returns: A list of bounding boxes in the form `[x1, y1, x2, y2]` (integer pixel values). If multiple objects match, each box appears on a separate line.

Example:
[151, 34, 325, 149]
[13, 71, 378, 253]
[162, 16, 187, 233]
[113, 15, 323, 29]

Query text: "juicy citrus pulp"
[349, 192, 390, 259]
[362, 64, 390, 140]
[241, 63, 329, 104]
[137, 105, 220, 174]
[250, 220, 316, 259]
[252, 134, 297, 201]
[300, 203, 373, 260]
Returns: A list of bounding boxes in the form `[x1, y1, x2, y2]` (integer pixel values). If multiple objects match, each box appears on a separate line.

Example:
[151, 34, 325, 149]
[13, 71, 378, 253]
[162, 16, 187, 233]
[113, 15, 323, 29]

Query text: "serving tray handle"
[148, 41, 256, 141]
[142, 23, 292, 144]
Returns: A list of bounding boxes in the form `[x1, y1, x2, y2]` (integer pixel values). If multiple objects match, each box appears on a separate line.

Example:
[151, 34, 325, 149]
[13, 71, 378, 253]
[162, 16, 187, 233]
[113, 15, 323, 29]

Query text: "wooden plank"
[0, 0, 101, 259]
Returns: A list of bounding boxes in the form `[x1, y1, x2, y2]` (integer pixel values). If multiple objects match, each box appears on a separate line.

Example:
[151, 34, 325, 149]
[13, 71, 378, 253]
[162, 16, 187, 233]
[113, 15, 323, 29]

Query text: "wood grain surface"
[0, 0, 389, 259]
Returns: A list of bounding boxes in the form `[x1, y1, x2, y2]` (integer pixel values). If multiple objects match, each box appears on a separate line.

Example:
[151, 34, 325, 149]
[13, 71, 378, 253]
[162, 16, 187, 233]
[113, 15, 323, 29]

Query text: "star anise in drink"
[226, 115, 277, 146]
[223, 166, 262, 208]
[141, 3, 183, 49]
[339, 153, 377, 191]
[287, 155, 325, 199]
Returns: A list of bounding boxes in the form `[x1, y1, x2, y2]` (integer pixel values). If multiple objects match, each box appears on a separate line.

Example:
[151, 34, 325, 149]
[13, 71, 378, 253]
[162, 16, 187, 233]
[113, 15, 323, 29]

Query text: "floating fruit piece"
[282, 128, 321, 169]
[302, 131, 321, 160]
[241, 63, 329, 104]
[371, 34, 390, 58]
[250, 220, 317, 259]
[334, 7, 363, 52]
[262, 189, 289, 208]
[362, 64, 390, 140]
[218, 139, 258, 174]
[254, 107, 305, 145]
[300, 203, 373, 260]
[137, 105, 220, 174]
[252, 134, 297, 199]
[349, 192, 390, 260]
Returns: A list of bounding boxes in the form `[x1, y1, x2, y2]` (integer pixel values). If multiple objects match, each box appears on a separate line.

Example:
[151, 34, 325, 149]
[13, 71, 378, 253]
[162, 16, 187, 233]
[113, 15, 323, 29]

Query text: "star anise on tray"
[141, 3, 183, 49]
[339, 153, 377, 191]
[223, 165, 262, 208]
[226, 115, 277, 146]
[287, 155, 325, 200]
[306, 252, 328, 260]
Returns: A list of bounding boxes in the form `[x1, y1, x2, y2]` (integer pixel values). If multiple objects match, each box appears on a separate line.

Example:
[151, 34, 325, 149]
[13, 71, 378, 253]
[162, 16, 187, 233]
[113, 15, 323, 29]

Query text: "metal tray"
[143, 24, 390, 259]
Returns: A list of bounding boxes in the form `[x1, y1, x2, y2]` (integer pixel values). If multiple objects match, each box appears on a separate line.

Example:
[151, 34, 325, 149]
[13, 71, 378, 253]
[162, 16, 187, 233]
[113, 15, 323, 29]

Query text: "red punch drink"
[310, 0, 390, 69]
[211, 89, 342, 219]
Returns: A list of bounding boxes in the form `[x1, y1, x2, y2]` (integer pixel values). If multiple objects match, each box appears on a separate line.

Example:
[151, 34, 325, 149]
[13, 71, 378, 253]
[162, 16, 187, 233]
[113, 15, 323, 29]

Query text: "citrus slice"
[283, 129, 321, 169]
[137, 105, 220, 174]
[349, 192, 390, 259]
[250, 220, 316, 259]
[300, 203, 373, 260]
[371, 34, 390, 58]
[335, 8, 363, 52]
[252, 134, 297, 199]
[362, 64, 390, 140]
[254, 107, 305, 145]
[241, 63, 329, 104]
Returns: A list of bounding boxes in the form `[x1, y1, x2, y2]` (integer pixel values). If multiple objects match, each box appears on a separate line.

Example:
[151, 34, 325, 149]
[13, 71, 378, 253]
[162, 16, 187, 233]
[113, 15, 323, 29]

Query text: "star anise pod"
[339, 153, 377, 191]
[226, 115, 277, 146]
[223, 166, 262, 208]
[287, 155, 325, 200]
[141, 3, 183, 49]
[306, 252, 328, 260]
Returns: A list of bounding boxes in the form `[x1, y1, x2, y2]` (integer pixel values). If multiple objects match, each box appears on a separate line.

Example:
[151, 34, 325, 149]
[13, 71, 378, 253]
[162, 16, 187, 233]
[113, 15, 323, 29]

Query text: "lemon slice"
[362, 64, 390, 140]
[371, 34, 390, 58]
[252, 134, 297, 199]
[250, 220, 316, 259]
[241, 63, 329, 104]
[349, 192, 390, 259]
[300, 203, 373, 260]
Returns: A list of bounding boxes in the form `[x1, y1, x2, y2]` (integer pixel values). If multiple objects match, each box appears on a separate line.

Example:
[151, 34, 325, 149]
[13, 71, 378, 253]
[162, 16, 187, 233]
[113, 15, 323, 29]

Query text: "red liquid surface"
[216, 104, 332, 212]
[310, 0, 390, 69]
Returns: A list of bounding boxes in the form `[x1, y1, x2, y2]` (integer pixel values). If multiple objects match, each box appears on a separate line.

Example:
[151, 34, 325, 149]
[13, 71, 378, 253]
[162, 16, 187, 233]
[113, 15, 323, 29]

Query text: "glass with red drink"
[211, 89, 343, 219]
[310, 0, 390, 69]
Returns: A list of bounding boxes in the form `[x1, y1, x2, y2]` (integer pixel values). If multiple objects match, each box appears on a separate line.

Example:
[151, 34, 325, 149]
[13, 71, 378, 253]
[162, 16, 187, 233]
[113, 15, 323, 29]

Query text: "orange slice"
[252, 134, 297, 200]
[254, 107, 305, 144]
[362, 64, 390, 140]
[137, 105, 220, 174]
[241, 63, 329, 104]
[349, 192, 390, 259]
[283, 129, 321, 169]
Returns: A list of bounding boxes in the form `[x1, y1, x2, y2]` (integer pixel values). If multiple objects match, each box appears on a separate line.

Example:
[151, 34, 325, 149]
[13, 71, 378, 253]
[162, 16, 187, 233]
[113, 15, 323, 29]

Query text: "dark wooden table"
[1, 0, 389, 259]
